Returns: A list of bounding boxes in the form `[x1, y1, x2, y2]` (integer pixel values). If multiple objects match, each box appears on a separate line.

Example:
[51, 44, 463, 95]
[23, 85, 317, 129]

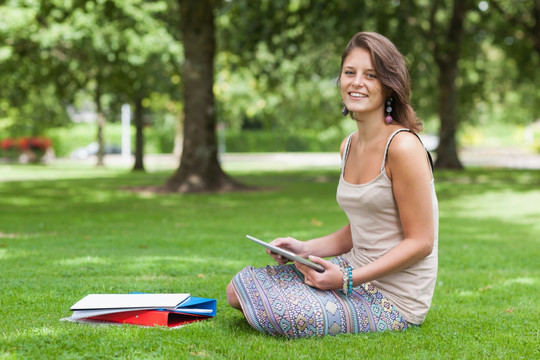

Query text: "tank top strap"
[341, 132, 355, 174]
[380, 128, 435, 174]
[381, 129, 411, 172]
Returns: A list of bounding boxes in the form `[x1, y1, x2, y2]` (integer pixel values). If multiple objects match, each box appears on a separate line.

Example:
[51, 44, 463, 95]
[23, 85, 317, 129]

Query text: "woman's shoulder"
[386, 128, 432, 178]
[387, 128, 425, 154]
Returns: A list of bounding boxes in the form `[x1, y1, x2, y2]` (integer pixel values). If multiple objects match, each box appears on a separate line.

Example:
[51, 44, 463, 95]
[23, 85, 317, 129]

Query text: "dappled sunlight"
[0, 163, 128, 183]
[454, 276, 538, 299]
[1, 326, 59, 345]
[57, 256, 110, 267]
[435, 169, 540, 203]
[0, 232, 18, 238]
[503, 277, 537, 286]
[452, 190, 540, 226]
[0, 183, 143, 209]
[457, 290, 480, 298]
[0, 167, 538, 358]
[121, 255, 245, 275]
[50, 252, 246, 278]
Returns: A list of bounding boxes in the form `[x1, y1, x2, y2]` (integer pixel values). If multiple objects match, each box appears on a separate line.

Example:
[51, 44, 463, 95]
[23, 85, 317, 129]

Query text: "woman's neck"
[353, 114, 388, 146]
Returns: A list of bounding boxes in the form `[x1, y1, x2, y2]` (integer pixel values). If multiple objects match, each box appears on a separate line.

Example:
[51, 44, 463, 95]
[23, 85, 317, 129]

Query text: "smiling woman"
[338, 32, 421, 133]
[226, 32, 438, 338]
[340, 47, 385, 119]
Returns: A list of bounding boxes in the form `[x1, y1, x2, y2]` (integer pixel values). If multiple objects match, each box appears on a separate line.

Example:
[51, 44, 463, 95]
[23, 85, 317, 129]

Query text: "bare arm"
[302, 224, 353, 258]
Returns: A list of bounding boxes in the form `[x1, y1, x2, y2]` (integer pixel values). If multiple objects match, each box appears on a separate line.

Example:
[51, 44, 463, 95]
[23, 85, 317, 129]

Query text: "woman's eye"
[366, 73, 377, 79]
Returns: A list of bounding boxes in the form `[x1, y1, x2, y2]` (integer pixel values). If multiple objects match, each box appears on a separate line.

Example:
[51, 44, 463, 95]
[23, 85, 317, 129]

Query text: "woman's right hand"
[267, 237, 307, 265]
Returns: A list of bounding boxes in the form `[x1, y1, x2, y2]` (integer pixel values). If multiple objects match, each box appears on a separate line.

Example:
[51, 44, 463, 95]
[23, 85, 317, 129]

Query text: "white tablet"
[246, 235, 325, 273]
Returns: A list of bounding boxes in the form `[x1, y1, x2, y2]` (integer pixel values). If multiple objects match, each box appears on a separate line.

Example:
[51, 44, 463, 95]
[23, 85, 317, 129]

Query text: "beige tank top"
[339, 129, 438, 325]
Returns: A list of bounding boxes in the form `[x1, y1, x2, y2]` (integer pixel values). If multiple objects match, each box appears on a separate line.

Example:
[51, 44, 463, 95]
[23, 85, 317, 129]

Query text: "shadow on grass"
[0, 167, 538, 357]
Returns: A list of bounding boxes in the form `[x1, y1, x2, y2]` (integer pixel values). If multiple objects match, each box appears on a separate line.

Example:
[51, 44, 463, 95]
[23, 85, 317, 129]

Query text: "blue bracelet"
[347, 267, 353, 295]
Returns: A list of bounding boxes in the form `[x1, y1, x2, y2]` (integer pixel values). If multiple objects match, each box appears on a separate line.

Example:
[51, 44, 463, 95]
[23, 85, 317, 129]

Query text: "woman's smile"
[340, 47, 384, 116]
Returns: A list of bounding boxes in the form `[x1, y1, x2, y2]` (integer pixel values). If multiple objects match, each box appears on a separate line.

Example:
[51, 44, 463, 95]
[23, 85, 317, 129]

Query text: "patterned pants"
[231, 257, 410, 338]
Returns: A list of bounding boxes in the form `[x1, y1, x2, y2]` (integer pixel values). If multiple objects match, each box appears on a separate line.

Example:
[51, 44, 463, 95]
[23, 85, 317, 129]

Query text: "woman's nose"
[352, 75, 363, 87]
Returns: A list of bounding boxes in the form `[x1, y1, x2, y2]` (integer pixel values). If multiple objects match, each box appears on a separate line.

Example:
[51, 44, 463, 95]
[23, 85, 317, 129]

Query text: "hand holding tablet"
[246, 235, 325, 273]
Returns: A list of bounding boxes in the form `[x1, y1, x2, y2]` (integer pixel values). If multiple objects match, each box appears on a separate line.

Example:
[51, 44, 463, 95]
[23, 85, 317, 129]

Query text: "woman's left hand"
[295, 256, 344, 291]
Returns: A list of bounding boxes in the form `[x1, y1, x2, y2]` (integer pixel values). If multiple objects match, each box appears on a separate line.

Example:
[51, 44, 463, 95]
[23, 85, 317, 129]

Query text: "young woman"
[226, 32, 438, 338]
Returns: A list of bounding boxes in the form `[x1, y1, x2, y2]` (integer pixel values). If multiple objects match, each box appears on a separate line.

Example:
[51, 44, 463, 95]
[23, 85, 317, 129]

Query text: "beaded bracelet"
[341, 267, 348, 293]
[347, 267, 353, 295]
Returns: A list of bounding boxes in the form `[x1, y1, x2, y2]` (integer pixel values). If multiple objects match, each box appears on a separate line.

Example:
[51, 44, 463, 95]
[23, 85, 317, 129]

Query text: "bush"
[225, 129, 346, 153]
[46, 123, 176, 157]
[46, 124, 347, 157]
[46, 123, 119, 157]
[0, 136, 53, 163]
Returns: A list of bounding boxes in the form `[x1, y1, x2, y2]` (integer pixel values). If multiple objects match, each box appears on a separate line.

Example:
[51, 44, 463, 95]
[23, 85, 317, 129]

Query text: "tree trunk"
[132, 97, 145, 172]
[435, 55, 463, 169]
[95, 80, 105, 167]
[432, 0, 470, 169]
[533, 0, 540, 56]
[165, 0, 242, 192]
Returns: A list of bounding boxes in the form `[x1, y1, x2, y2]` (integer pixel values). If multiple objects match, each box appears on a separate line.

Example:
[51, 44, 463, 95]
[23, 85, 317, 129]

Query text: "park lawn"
[0, 163, 538, 359]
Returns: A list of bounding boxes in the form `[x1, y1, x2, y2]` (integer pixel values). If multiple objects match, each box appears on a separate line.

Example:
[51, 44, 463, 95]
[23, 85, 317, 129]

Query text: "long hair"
[340, 32, 422, 133]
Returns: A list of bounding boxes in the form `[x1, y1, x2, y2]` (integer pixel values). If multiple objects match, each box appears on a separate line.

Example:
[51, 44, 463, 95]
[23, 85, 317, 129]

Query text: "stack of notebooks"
[61, 293, 216, 328]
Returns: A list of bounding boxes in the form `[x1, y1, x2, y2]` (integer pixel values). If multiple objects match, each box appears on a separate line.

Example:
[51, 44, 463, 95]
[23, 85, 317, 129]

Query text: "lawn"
[0, 162, 538, 359]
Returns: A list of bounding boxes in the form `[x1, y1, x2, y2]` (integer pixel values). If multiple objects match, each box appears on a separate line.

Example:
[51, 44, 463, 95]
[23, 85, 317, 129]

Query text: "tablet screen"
[246, 235, 325, 273]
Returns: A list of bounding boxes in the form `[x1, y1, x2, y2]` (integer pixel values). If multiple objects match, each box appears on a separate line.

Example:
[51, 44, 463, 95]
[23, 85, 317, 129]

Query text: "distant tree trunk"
[433, 0, 469, 169]
[132, 97, 145, 171]
[165, 0, 242, 192]
[532, 1, 540, 56]
[435, 47, 462, 169]
[95, 80, 105, 167]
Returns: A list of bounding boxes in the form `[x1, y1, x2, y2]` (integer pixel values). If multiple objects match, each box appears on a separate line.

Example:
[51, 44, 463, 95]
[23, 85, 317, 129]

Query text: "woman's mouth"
[349, 92, 367, 99]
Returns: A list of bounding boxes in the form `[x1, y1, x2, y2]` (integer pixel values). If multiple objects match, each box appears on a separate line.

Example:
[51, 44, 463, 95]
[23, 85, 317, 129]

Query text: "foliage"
[216, 0, 540, 155]
[0, 0, 183, 142]
[225, 128, 348, 153]
[0, 165, 538, 358]
[45, 122, 175, 157]
[468, 0, 540, 126]
[1, 0, 539, 170]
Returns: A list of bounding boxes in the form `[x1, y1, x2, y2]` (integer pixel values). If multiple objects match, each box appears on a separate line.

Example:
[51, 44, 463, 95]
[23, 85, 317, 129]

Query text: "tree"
[0, 0, 183, 169]
[164, 0, 242, 192]
[218, 0, 478, 169]
[490, 0, 540, 56]
[400, 0, 476, 169]
[217, 0, 370, 134]
[0, 3, 73, 137]
[485, 0, 540, 122]
[431, 0, 474, 169]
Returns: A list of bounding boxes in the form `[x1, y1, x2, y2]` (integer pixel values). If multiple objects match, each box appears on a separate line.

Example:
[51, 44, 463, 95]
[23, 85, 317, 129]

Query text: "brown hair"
[340, 32, 422, 133]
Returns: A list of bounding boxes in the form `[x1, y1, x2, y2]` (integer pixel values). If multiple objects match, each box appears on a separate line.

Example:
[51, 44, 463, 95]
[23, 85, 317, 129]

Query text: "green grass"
[0, 163, 538, 359]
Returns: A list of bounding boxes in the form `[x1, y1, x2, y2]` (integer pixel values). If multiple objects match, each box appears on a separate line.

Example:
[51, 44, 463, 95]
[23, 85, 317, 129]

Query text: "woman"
[226, 32, 438, 338]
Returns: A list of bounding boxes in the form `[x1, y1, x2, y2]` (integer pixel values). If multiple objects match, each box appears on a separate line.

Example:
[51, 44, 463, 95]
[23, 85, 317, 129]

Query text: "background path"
[57, 146, 540, 172]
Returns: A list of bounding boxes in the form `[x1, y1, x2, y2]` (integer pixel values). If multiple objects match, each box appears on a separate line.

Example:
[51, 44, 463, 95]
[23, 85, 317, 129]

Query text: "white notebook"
[70, 293, 190, 311]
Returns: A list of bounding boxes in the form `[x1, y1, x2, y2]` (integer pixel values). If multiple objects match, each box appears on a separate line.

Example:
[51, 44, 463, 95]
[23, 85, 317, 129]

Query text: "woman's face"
[340, 47, 385, 118]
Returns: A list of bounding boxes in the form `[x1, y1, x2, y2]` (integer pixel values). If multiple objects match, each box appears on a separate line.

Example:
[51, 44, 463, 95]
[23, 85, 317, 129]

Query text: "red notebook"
[88, 310, 209, 327]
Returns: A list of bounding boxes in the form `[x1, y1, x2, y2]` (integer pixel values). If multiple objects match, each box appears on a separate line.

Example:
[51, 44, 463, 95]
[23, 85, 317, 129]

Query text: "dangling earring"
[341, 103, 349, 116]
[385, 98, 393, 125]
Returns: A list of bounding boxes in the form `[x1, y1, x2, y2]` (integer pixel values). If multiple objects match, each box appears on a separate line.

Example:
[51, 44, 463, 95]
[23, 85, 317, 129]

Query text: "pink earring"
[385, 98, 393, 125]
